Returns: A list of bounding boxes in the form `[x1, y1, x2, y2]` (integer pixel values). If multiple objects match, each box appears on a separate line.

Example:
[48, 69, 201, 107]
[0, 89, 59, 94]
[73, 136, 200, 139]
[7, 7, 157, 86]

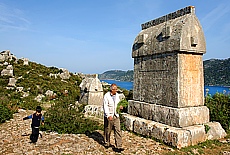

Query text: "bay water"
[101, 79, 230, 96]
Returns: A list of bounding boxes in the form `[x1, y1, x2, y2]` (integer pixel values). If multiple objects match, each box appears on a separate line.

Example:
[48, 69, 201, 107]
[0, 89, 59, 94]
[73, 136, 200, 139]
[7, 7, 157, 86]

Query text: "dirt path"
[0, 109, 175, 155]
[1, 109, 230, 155]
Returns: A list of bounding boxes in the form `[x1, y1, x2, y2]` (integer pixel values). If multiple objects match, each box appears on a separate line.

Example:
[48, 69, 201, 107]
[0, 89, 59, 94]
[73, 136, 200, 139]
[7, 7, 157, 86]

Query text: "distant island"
[98, 58, 230, 86]
[99, 70, 134, 82]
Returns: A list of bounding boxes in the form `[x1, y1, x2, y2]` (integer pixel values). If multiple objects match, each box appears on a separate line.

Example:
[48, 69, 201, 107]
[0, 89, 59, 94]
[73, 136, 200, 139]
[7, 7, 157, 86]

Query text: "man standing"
[103, 83, 124, 152]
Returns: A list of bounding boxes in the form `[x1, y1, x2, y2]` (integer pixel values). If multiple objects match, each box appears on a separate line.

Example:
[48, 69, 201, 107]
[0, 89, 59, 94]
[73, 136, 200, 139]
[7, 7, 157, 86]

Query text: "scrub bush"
[40, 96, 103, 134]
[0, 104, 13, 123]
[205, 93, 230, 131]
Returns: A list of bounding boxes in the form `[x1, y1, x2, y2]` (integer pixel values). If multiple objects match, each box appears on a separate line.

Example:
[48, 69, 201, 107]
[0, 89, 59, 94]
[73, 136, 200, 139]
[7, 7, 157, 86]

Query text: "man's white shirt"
[103, 92, 120, 118]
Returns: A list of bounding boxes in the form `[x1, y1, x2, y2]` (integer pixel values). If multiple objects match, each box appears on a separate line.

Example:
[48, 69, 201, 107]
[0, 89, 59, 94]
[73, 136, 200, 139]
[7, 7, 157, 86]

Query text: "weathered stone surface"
[123, 114, 226, 149]
[162, 127, 191, 148]
[133, 117, 153, 136]
[123, 114, 191, 148]
[22, 58, 29, 65]
[132, 53, 205, 108]
[44, 90, 56, 100]
[58, 68, 71, 80]
[127, 6, 226, 148]
[132, 6, 205, 108]
[123, 113, 136, 131]
[205, 122, 227, 140]
[133, 53, 179, 107]
[79, 74, 104, 105]
[0, 50, 17, 62]
[34, 94, 45, 102]
[183, 125, 206, 145]
[84, 105, 104, 119]
[223, 151, 230, 155]
[16, 87, 24, 92]
[128, 100, 209, 128]
[22, 92, 29, 98]
[132, 54, 205, 108]
[1, 65, 14, 76]
[8, 78, 17, 87]
[133, 6, 205, 57]
[178, 54, 204, 107]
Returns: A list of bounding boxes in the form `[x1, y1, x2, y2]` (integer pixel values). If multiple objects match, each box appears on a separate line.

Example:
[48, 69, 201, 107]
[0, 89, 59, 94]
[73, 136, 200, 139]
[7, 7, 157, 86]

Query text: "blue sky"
[0, 0, 230, 74]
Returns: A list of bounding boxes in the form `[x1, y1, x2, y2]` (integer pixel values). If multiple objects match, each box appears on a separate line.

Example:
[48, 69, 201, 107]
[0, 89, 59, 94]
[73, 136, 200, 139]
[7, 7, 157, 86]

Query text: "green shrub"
[18, 97, 41, 110]
[122, 89, 133, 100]
[40, 96, 103, 134]
[205, 93, 230, 131]
[116, 99, 129, 131]
[0, 104, 13, 123]
[204, 124, 211, 133]
[117, 99, 129, 114]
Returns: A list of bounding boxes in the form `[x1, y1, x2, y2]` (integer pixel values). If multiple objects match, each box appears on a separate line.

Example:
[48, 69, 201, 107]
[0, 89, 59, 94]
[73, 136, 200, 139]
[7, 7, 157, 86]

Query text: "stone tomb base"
[123, 113, 226, 149]
[128, 100, 210, 128]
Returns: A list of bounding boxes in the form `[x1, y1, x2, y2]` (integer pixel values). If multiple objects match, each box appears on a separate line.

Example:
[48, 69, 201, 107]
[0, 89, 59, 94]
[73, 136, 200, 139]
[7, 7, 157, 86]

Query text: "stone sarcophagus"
[132, 6, 205, 108]
[79, 74, 104, 106]
[123, 6, 226, 148]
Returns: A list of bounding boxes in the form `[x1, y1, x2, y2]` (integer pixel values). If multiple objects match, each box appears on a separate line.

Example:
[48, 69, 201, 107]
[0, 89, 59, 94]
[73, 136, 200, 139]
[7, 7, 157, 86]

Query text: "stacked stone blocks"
[123, 113, 226, 148]
[124, 6, 226, 148]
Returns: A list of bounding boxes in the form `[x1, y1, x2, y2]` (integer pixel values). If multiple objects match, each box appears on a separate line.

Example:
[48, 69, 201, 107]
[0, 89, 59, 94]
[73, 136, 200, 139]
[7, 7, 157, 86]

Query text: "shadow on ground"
[85, 130, 104, 145]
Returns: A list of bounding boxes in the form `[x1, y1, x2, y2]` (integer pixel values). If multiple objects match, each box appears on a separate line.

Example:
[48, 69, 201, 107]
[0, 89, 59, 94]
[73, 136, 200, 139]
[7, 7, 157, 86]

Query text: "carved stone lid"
[132, 6, 206, 58]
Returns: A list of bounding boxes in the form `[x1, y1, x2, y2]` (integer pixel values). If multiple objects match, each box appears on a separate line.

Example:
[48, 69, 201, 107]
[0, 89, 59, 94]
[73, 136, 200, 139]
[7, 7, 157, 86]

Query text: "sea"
[101, 79, 230, 96]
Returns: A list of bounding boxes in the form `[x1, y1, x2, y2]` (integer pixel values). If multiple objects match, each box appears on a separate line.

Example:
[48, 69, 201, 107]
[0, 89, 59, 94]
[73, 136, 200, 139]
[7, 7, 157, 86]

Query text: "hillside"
[98, 70, 134, 81]
[204, 58, 230, 86]
[0, 51, 82, 112]
[99, 58, 230, 86]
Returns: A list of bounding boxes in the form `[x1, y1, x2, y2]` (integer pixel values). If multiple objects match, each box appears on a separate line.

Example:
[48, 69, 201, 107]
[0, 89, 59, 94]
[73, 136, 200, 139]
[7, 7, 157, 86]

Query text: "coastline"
[101, 79, 230, 95]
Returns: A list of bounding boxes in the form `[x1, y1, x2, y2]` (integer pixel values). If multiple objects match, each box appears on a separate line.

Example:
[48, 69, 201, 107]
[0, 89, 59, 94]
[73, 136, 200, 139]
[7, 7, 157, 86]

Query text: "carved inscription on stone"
[133, 53, 179, 107]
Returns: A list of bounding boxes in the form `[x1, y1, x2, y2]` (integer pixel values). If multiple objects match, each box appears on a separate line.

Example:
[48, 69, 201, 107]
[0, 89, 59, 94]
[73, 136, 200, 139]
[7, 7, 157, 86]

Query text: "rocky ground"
[1, 109, 230, 155]
[0, 109, 174, 155]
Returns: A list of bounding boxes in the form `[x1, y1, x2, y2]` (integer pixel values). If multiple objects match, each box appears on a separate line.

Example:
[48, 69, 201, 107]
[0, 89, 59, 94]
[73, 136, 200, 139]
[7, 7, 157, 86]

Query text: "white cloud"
[0, 3, 30, 31]
[201, 3, 230, 32]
